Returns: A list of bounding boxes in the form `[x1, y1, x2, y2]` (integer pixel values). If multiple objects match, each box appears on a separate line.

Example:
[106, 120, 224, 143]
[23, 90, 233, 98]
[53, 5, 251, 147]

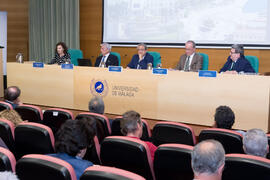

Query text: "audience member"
[4, 86, 22, 109]
[88, 96, 105, 115]
[95, 43, 118, 67]
[243, 128, 269, 158]
[214, 106, 235, 129]
[49, 117, 96, 179]
[0, 109, 23, 127]
[175, 40, 203, 72]
[220, 44, 255, 74]
[120, 110, 157, 161]
[191, 140, 225, 180]
[127, 43, 153, 69]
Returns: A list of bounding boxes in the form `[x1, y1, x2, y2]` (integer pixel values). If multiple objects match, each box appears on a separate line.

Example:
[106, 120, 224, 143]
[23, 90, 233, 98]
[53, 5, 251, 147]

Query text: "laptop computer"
[77, 58, 92, 67]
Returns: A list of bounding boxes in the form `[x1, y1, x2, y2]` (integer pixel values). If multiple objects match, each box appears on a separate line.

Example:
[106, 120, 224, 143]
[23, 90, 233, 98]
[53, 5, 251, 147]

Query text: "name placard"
[108, 66, 122, 72]
[199, 70, 217, 77]
[33, 62, 44, 68]
[152, 68, 168, 75]
[61, 64, 73, 69]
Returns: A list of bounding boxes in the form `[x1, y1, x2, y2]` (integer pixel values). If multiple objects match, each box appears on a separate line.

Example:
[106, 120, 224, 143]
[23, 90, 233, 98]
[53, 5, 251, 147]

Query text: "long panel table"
[7, 62, 270, 132]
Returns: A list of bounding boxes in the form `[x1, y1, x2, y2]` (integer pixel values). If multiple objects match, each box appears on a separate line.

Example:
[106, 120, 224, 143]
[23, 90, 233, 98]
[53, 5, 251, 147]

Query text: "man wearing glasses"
[219, 44, 255, 74]
[175, 40, 203, 72]
[127, 43, 153, 69]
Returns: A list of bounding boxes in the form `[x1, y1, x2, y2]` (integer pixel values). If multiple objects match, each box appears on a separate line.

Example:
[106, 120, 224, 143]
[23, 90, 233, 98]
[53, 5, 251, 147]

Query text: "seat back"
[223, 154, 270, 179]
[198, 128, 244, 154]
[154, 144, 193, 180]
[16, 154, 76, 180]
[76, 112, 111, 142]
[81, 165, 146, 180]
[15, 104, 43, 123]
[83, 136, 101, 165]
[0, 118, 15, 154]
[148, 51, 161, 68]
[152, 122, 196, 146]
[0, 147, 16, 172]
[267, 134, 270, 159]
[100, 136, 155, 180]
[245, 55, 259, 73]
[43, 108, 74, 134]
[68, 49, 83, 66]
[15, 122, 55, 158]
[111, 52, 121, 66]
[0, 101, 13, 111]
[198, 53, 209, 70]
[111, 117, 151, 141]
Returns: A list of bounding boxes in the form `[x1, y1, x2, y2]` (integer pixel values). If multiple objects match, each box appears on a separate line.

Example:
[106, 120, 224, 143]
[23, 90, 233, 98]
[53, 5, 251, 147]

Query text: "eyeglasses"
[137, 49, 146, 51]
[230, 51, 238, 54]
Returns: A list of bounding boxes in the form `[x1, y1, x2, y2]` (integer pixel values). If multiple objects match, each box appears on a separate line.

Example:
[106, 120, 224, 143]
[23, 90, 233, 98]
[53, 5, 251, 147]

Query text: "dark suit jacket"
[175, 53, 203, 72]
[219, 56, 255, 73]
[127, 52, 154, 69]
[95, 54, 119, 67]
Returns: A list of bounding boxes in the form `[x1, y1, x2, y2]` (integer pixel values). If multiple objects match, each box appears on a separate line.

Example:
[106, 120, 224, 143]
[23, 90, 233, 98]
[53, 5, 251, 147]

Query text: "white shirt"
[99, 53, 110, 67]
[184, 53, 195, 70]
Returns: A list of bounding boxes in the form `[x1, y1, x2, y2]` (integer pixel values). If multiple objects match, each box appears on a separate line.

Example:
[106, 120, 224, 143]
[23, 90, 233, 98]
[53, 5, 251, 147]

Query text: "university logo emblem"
[90, 79, 109, 97]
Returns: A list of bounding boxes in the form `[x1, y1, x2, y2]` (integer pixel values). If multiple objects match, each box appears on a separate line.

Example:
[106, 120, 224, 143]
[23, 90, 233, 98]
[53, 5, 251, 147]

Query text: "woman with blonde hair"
[0, 109, 23, 126]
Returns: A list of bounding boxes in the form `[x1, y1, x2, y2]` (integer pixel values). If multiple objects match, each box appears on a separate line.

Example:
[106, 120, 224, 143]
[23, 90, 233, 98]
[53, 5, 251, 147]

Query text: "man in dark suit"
[175, 40, 203, 72]
[127, 43, 153, 69]
[220, 44, 255, 74]
[94, 43, 119, 67]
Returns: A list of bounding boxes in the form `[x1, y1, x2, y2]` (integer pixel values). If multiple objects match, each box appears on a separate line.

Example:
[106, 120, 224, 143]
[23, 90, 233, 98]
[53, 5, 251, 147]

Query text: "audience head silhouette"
[243, 128, 269, 158]
[214, 106, 235, 129]
[88, 96, 105, 115]
[121, 110, 142, 138]
[192, 140, 225, 180]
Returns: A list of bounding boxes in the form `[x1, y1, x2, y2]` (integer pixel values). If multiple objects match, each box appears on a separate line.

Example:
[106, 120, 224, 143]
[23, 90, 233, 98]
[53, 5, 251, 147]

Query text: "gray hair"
[192, 140, 225, 176]
[186, 40, 196, 48]
[0, 171, 19, 180]
[243, 128, 268, 157]
[232, 44, 244, 56]
[137, 43, 148, 50]
[121, 110, 142, 135]
[88, 96, 105, 115]
[100, 43, 111, 51]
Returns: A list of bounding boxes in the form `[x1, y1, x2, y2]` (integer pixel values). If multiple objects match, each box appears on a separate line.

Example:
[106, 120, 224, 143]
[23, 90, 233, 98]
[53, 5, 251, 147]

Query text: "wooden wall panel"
[80, 0, 270, 73]
[0, 0, 29, 62]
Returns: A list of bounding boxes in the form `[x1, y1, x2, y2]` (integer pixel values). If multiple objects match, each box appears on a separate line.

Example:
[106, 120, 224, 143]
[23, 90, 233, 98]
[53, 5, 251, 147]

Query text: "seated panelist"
[95, 43, 118, 67]
[127, 43, 153, 69]
[49, 42, 71, 65]
[175, 40, 203, 72]
[219, 44, 255, 74]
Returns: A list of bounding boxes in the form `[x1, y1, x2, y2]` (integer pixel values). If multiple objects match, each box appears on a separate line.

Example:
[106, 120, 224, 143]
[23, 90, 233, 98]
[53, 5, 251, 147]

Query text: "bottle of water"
[147, 63, 152, 70]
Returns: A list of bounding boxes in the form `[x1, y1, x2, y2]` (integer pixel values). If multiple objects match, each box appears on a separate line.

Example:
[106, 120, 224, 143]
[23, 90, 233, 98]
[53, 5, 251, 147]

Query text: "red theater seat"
[16, 154, 76, 180]
[15, 122, 55, 158]
[223, 154, 270, 179]
[100, 136, 155, 180]
[199, 128, 244, 154]
[152, 121, 196, 146]
[15, 104, 43, 122]
[0, 147, 16, 172]
[81, 165, 146, 180]
[154, 144, 194, 180]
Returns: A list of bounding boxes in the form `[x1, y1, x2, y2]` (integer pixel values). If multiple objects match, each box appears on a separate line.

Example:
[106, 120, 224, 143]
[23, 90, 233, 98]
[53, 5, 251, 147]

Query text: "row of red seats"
[0, 147, 145, 180]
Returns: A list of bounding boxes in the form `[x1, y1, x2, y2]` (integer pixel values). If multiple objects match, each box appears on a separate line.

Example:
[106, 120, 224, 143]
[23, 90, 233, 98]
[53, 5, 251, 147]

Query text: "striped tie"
[184, 56, 190, 71]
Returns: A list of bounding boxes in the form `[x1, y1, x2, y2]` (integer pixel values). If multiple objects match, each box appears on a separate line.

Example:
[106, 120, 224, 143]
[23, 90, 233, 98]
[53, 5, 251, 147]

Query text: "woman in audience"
[49, 117, 96, 179]
[49, 42, 71, 65]
[0, 109, 23, 127]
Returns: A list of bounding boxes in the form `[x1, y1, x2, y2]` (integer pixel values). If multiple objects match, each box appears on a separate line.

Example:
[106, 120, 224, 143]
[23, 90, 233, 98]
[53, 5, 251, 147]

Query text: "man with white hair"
[94, 43, 119, 67]
[191, 140, 225, 180]
[243, 128, 269, 158]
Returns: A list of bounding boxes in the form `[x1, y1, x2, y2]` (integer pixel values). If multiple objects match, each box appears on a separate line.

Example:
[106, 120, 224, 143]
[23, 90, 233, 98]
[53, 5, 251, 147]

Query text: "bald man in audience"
[243, 128, 269, 158]
[4, 86, 22, 109]
[191, 140, 225, 180]
[175, 40, 203, 72]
